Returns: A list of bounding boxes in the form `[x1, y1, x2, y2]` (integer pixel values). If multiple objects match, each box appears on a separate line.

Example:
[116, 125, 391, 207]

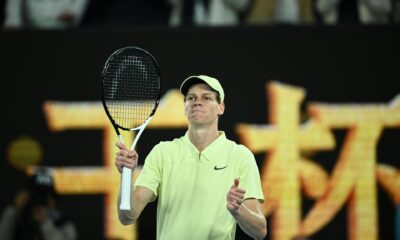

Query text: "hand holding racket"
[115, 141, 138, 173]
[101, 46, 161, 210]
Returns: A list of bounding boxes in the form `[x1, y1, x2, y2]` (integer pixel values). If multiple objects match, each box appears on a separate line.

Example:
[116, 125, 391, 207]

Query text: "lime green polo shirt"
[134, 131, 264, 240]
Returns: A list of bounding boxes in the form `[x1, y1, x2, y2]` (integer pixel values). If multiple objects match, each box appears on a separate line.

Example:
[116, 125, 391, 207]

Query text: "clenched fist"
[115, 141, 138, 173]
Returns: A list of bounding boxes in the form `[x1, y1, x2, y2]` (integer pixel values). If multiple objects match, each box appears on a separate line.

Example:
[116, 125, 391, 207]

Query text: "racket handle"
[119, 167, 132, 210]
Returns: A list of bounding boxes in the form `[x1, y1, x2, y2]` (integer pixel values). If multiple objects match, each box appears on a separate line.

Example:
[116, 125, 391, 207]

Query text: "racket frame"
[101, 46, 161, 210]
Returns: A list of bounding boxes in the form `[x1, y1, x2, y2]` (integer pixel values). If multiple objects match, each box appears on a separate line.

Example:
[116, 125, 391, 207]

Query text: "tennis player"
[115, 75, 267, 240]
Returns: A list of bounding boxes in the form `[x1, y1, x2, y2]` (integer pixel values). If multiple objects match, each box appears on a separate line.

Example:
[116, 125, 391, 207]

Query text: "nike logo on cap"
[214, 165, 228, 170]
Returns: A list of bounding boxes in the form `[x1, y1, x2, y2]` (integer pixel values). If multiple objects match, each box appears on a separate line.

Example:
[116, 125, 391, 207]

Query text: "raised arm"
[115, 142, 155, 225]
[227, 178, 267, 240]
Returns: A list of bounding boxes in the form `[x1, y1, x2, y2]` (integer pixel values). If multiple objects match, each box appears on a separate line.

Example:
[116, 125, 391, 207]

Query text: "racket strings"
[103, 49, 160, 129]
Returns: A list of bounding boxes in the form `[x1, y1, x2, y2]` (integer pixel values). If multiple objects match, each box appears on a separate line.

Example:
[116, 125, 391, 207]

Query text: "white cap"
[180, 75, 225, 102]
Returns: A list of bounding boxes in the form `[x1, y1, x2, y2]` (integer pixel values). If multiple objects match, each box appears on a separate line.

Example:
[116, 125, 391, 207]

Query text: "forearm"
[115, 143, 153, 225]
[232, 203, 267, 240]
[117, 185, 153, 225]
[117, 190, 136, 225]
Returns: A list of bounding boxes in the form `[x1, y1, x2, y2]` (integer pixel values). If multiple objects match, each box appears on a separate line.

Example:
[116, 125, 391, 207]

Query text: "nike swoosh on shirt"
[214, 165, 228, 170]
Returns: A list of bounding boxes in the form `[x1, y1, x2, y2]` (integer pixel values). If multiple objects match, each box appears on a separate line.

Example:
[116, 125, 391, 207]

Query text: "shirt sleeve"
[134, 144, 163, 202]
[236, 145, 265, 202]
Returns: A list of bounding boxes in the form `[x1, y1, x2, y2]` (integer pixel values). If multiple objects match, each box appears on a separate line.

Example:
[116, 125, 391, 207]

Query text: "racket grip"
[119, 167, 132, 210]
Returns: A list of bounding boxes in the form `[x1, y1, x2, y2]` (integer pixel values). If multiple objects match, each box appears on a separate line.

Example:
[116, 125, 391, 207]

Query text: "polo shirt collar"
[183, 131, 226, 161]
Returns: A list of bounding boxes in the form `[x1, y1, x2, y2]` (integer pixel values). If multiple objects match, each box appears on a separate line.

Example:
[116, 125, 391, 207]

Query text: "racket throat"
[130, 117, 153, 151]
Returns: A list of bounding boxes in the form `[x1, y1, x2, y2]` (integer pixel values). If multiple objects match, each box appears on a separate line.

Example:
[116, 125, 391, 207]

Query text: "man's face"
[184, 83, 224, 126]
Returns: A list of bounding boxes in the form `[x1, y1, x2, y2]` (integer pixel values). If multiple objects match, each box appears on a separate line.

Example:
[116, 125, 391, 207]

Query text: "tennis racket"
[101, 46, 161, 210]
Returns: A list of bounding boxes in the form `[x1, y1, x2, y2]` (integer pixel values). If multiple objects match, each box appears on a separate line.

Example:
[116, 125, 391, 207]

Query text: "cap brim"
[180, 77, 207, 96]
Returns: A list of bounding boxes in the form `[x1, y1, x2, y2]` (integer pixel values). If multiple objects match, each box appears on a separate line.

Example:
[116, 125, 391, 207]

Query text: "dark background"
[0, 26, 399, 239]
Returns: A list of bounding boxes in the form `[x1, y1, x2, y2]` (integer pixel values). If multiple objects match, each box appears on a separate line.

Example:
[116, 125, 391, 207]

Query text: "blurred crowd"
[0, 168, 77, 240]
[1, 0, 399, 30]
